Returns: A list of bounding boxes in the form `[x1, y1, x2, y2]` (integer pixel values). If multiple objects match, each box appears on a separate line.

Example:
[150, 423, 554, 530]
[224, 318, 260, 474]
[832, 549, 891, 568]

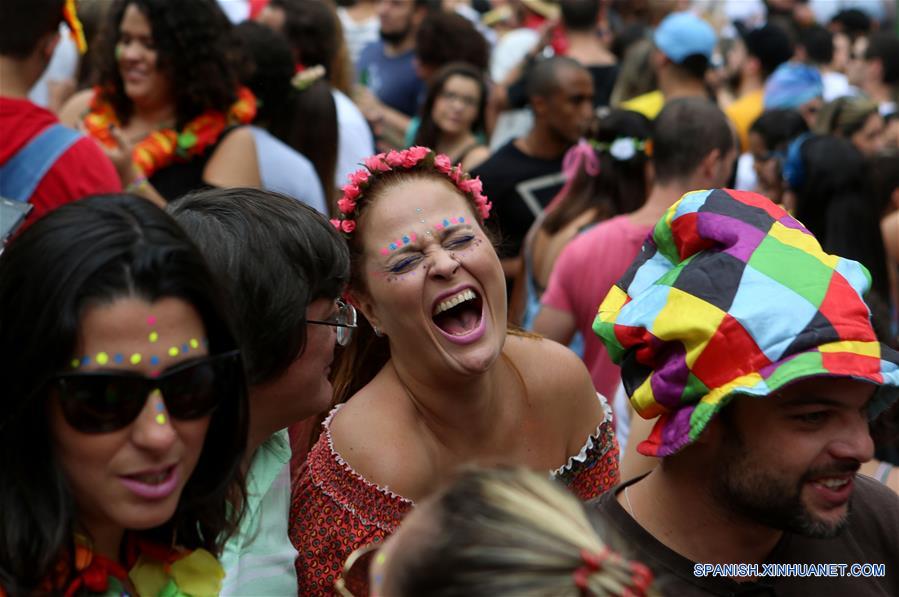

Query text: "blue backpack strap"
[0, 123, 83, 202]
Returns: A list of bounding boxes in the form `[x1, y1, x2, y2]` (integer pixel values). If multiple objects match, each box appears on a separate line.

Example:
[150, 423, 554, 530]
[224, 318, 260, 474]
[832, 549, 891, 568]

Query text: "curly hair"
[93, 0, 243, 128]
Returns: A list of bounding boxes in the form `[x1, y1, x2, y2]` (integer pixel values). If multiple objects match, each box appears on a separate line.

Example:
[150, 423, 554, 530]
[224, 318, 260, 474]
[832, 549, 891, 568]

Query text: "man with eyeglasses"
[167, 187, 352, 596]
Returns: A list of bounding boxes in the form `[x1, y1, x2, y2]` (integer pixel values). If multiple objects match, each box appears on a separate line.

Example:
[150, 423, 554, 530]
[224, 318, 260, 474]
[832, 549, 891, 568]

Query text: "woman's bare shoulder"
[328, 380, 432, 500]
[58, 89, 95, 127]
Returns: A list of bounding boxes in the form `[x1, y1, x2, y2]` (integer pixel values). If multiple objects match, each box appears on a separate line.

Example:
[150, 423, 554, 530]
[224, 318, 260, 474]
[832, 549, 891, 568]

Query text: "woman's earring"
[373, 326, 384, 337]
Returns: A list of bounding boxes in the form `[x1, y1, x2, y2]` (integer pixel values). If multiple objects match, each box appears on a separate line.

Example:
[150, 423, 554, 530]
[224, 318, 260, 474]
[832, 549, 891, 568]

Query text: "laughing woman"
[289, 148, 620, 596]
[0, 195, 248, 595]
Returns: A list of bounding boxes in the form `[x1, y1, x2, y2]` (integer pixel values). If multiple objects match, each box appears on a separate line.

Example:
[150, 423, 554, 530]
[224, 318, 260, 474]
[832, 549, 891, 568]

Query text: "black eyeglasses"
[49, 350, 240, 434]
[307, 299, 357, 346]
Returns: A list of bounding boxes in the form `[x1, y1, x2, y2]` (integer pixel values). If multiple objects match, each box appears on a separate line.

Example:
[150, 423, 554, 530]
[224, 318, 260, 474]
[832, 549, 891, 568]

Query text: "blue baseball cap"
[654, 11, 716, 64]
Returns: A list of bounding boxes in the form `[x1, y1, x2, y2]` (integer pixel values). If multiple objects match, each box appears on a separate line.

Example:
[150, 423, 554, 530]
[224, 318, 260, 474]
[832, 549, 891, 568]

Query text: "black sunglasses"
[50, 350, 241, 434]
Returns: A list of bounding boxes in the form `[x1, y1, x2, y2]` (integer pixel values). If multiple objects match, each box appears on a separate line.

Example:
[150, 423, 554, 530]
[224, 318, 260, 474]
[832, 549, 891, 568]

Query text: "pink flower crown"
[330, 146, 492, 236]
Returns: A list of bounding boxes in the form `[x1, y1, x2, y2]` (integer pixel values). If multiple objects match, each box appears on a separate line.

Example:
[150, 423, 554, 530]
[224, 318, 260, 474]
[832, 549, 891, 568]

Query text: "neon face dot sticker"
[155, 401, 164, 411]
[182, 343, 189, 352]
[168, 346, 179, 357]
[403, 235, 410, 244]
[149, 331, 159, 343]
[380, 248, 389, 256]
[147, 316, 156, 326]
[150, 355, 160, 366]
[129, 353, 141, 365]
[114, 353, 124, 364]
[443, 219, 450, 227]
[459, 216, 465, 223]
[81, 356, 91, 366]
[96, 352, 109, 366]
[70, 359, 80, 369]
[189, 338, 199, 349]
[155, 414, 167, 425]
[389, 243, 397, 251]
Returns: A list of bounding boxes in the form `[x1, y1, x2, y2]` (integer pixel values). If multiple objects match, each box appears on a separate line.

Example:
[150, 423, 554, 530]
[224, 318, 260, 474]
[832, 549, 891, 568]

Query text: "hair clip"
[292, 64, 327, 91]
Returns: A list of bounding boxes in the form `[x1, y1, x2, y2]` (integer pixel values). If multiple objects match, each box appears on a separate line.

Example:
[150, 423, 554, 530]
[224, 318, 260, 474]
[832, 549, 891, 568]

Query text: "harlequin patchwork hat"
[593, 188, 899, 457]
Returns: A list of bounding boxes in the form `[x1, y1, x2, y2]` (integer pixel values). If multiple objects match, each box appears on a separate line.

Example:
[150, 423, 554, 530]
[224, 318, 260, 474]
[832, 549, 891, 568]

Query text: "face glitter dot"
[129, 353, 142, 365]
[182, 343, 189, 352]
[149, 331, 159, 343]
[150, 355, 160, 366]
[459, 216, 465, 223]
[389, 243, 397, 251]
[155, 401, 164, 411]
[189, 338, 200, 349]
[81, 356, 91, 366]
[380, 248, 389, 255]
[70, 358, 80, 369]
[155, 413, 167, 425]
[403, 235, 410, 244]
[168, 346, 179, 357]
[147, 316, 156, 326]
[95, 352, 109, 365]
[114, 353, 124, 364]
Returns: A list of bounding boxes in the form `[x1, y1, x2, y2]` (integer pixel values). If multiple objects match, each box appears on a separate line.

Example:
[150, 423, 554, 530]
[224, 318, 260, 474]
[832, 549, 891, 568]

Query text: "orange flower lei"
[82, 87, 257, 178]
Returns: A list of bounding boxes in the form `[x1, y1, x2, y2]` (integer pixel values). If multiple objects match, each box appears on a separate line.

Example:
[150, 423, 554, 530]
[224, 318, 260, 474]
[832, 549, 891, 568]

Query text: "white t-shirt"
[333, 89, 375, 188]
[251, 126, 328, 214]
[28, 25, 78, 108]
[337, 7, 380, 68]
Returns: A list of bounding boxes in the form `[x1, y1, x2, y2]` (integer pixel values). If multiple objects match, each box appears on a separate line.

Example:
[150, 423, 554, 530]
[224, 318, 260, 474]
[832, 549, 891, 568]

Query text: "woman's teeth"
[433, 289, 477, 316]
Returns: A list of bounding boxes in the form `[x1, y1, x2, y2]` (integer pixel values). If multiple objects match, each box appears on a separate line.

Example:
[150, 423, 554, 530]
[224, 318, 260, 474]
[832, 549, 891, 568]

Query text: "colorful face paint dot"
[81, 356, 91, 366]
[389, 243, 397, 251]
[411, 233, 417, 241]
[129, 353, 141, 365]
[150, 370, 161, 378]
[168, 346, 179, 357]
[443, 219, 450, 227]
[150, 355, 160, 366]
[96, 352, 109, 366]
[70, 358, 80, 369]
[189, 338, 199, 349]
[403, 235, 410, 244]
[149, 331, 159, 343]
[155, 401, 164, 411]
[182, 343, 189, 352]
[459, 216, 465, 223]
[155, 414, 167, 425]
[114, 353, 124, 364]
[380, 248, 389, 255]
[376, 553, 386, 564]
[419, 219, 426, 223]
[147, 316, 156, 326]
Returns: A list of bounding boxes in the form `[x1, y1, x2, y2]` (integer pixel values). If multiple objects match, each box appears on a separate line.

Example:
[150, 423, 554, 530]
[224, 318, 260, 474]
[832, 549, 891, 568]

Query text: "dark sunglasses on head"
[50, 350, 241, 434]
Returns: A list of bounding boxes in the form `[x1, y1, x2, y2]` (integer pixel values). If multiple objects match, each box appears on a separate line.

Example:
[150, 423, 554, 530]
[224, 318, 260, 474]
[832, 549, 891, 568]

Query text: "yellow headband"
[63, 0, 87, 54]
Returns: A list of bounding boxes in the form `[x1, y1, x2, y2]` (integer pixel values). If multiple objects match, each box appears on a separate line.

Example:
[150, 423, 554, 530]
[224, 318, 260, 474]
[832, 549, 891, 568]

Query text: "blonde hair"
[814, 96, 879, 137]
[385, 467, 655, 597]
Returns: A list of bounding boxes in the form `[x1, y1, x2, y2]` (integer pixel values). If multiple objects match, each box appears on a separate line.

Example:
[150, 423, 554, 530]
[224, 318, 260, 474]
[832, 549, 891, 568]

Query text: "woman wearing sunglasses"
[290, 148, 620, 596]
[169, 187, 352, 595]
[0, 195, 249, 595]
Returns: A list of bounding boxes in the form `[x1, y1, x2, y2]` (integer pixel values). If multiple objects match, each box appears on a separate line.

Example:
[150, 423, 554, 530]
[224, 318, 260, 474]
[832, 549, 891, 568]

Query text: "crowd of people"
[1, 0, 898, 595]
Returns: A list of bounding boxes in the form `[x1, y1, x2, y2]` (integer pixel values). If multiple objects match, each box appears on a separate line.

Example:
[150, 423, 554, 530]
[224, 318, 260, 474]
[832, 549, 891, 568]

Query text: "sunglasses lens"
[57, 376, 148, 433]
[161, 358, 229, 419]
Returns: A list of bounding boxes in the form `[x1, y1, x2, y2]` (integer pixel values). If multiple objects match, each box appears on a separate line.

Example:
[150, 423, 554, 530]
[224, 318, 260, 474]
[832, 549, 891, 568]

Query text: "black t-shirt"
[471, 140, 565, 258]
[588, 64, 619, 108]
[587, 475, 899, 597]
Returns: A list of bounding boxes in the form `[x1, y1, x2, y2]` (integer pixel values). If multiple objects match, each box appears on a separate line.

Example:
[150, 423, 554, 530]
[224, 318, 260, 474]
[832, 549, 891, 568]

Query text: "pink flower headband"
[330, 146, 492, 236]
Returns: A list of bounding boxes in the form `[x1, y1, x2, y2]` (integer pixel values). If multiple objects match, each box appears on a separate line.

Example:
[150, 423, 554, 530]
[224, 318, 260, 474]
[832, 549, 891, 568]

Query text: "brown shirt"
[587, 474, 899, 597]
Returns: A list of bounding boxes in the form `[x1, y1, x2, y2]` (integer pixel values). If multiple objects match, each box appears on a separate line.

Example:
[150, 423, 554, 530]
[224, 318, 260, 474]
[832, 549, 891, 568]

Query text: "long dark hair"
[414, 62, 488, 152]
[93, 0, 242, 128]
[542, 110, 651, 235]
[236, 21, 339, 209]
[0, 195, 248, 594]
[793, 136, 890, 300]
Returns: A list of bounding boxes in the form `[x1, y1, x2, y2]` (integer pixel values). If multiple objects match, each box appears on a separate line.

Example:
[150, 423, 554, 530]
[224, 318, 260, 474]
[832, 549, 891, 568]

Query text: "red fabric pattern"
[289, 408, 620, 596]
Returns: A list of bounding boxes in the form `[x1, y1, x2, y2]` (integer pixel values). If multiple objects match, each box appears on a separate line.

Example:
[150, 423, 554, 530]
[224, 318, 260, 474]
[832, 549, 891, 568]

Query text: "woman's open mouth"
[431, 287, 486, 345]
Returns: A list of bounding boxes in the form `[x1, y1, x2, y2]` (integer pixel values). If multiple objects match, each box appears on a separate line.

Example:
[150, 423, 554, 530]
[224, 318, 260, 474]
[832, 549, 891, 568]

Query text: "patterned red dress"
[289, 395, 620, 596]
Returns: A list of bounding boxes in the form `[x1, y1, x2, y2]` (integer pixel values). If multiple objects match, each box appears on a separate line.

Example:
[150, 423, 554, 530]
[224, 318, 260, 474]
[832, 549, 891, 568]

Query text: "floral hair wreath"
[589, 137, 652, 161]
[330, 146, 492, 236]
